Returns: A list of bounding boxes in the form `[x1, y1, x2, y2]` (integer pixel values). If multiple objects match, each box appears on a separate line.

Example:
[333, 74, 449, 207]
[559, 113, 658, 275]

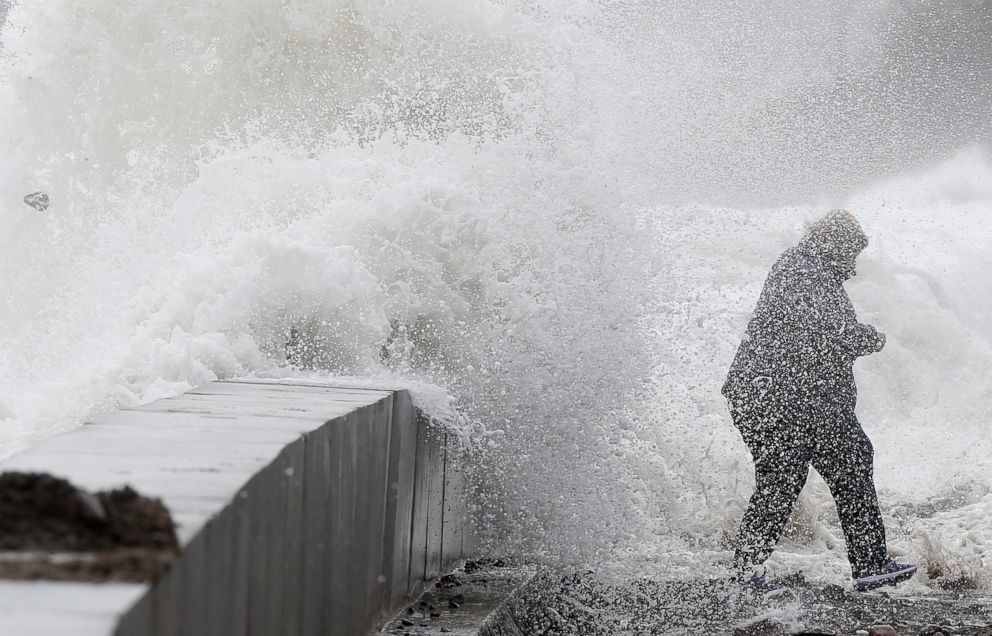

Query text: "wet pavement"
[382, 560, 537, 636]
[489, 571, 992, 635]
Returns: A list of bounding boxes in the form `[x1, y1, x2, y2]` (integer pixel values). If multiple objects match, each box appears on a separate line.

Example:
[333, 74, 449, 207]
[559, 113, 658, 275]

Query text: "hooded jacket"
[723, 212, 884, 416]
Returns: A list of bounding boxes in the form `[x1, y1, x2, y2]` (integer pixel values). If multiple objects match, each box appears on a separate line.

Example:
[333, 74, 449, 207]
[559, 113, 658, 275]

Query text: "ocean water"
[0, 0, 990, 596]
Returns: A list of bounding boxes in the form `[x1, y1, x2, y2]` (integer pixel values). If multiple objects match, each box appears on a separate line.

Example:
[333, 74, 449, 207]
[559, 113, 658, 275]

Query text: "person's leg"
[734, 420, 812, 574]
[812, 411, 888, 577]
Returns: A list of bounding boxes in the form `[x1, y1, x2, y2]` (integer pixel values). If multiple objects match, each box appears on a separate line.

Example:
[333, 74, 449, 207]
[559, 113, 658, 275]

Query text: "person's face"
[839, 248, 863, 278]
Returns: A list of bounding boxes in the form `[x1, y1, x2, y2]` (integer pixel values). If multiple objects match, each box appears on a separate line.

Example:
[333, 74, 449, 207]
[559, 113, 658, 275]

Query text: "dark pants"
[732, 401, 888, 578]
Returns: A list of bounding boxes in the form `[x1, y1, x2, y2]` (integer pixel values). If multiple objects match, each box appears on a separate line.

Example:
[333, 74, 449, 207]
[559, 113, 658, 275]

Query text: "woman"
[723, 210, 916, 591]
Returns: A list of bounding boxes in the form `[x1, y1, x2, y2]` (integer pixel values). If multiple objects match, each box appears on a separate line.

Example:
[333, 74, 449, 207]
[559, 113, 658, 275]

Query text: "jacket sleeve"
[796, 272, 882, 360]
[834, 284, 883, 357]
[838, 315, 883, 357]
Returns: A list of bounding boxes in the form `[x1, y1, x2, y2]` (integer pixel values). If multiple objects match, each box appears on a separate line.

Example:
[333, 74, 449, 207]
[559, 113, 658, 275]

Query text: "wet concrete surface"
[381, 560, 537, 636]
[488, 571, 992, 635]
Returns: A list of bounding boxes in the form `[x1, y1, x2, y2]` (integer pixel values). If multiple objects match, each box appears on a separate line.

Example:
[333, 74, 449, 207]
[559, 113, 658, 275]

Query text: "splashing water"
[0, 0, 990, 588]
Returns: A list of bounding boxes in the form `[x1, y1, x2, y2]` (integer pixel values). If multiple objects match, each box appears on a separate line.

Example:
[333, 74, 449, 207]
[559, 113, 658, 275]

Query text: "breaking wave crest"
[0, 0, 666, 564]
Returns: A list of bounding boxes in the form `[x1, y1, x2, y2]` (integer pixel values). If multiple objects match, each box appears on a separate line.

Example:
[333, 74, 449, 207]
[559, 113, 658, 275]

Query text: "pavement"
[483, 571, 992, 636]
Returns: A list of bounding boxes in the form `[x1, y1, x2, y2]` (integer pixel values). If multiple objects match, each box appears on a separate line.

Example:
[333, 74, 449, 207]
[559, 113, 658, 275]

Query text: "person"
[722, 209, 916, 592]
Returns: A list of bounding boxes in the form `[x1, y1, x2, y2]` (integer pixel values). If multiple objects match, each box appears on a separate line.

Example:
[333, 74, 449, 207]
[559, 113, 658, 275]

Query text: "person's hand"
[875, 330, 886, 352]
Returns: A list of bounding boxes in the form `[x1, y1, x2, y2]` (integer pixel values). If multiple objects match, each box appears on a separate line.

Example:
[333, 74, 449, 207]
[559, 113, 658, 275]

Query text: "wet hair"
[801, 209, 869, 259]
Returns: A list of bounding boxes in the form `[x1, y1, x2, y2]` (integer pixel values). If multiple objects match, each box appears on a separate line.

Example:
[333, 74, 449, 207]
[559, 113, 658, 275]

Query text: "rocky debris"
[383, 559, 536, 635]
[0, 471, 178, 582]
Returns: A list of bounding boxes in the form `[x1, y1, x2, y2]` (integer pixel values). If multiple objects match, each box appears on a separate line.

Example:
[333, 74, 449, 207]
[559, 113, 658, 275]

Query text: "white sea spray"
[0, 0, 990, 586]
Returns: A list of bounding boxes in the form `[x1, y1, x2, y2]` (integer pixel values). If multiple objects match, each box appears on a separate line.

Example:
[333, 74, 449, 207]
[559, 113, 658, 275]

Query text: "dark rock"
[0, 471, 178, 582]
[0, 472, 177, 552]
[440, 573, 462, 587]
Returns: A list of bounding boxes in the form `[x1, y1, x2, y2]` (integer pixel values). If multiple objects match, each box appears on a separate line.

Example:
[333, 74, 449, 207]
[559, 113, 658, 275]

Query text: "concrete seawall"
[0, 380, 471, 635]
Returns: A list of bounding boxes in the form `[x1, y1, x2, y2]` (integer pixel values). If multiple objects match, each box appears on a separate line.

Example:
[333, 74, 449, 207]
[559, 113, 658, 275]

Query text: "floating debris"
[23, 191, 50, 212]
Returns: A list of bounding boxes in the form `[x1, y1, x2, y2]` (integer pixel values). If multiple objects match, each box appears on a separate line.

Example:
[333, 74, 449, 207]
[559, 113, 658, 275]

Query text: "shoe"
[734, 573, 780, 594]
[854, 560, 917, 591]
